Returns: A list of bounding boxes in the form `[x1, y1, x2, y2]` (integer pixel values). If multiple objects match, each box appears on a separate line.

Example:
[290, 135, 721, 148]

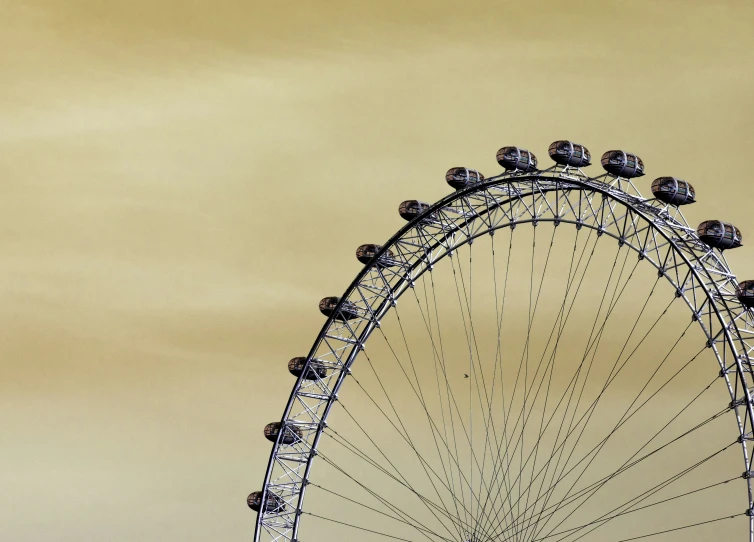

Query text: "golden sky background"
[2, 1, 754, 540]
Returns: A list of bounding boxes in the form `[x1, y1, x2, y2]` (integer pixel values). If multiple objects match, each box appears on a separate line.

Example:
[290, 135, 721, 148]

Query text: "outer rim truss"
[254, 169, 754, 542]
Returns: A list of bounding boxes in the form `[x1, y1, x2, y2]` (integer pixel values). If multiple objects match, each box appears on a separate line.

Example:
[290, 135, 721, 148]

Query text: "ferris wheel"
[249, 141, 754, 542]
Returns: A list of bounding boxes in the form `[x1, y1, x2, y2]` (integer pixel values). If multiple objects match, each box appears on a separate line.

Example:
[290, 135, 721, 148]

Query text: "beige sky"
[2, 1, 754, 540]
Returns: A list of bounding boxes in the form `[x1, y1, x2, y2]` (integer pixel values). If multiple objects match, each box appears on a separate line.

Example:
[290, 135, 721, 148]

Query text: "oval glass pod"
[288, 357, 328, 380]
[736, 280, 754, 308]
[263, 422, 302, 445]
[496, 146, 538, 172]
[696, 220, 742, 250]
[548, 140, 591, 167]
[356, 244, 396, 267]
[650, 177, 696, 205]
[398, 200, 431, 221]
[247, 491, 286, 513]
[600, 150, 645, 178]
[319, 296, 360, 320]
[445, 167, 485, 190]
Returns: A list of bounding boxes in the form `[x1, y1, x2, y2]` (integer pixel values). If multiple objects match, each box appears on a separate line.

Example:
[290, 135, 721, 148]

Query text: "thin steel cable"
[518, 232, 628, 541]
[518, 276, 667, 540]
[538, 477, 737, 540]
[492, 357, 717, 541]
[521, 254, 645, 539]
[526, 293, 683, 541]
[316, 441, 462, 537]
[336, 401, 463, 540]
[352, 354, 467, 538]
[496, 432, 733, 542]
[528, 320, 698, 541]
[319, 431, 472, 537]
[428, 269, 468, 530]
[476, 227, 593, 537]
[308, 482, 453, 542]
[487, 238, 629, 542]
[417, 273, 465, 529]
[483, 271, 693, 540]
[304, 511, 419, 541]
[479, 228, 603, 538]
[367, 301, 466, 526]
[454, 230, 560, 539]
[481, 225, 586, 535]
[552, 443, 737, 542]
[608, 514, 741, 542]
[483, 228, 516, 533]
[396, 280, 499, 526]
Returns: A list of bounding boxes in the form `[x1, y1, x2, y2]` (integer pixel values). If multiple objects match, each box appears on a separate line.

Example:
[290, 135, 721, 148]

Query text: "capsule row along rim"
[248, 140, 753, 513]
[472, 142, 644, 177]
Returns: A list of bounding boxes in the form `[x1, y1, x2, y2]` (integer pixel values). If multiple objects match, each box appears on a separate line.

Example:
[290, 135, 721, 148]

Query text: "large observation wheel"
[251, 143, 754, 542]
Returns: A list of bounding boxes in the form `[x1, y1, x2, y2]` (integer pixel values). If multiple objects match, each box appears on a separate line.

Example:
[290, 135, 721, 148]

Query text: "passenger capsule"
[247, 491, 286, 513]
[399, 200, 431, 221]
[600, 150, 645, 178]
[696, 220, 743, 250]
[650, 177, 696, 205]
[496, 147, 538, 172]
[736, 281, 754, 308]
[548, 141, 591, 167]
[356, 244, 396, 267]
[319, 296, 360, 320]
[446, 167, 485, 190]
[263, 422, 302, 445]
[288, 357, 328, 380]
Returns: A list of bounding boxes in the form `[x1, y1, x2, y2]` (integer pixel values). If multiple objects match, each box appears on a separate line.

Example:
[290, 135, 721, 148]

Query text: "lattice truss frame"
[255, 166, 754, 542]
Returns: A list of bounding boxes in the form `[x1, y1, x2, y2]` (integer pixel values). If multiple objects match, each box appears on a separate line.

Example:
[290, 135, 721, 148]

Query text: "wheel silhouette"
[250, 141, 754, 542]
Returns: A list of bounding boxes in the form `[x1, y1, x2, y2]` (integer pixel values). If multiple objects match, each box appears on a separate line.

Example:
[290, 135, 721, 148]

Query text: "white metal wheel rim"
[255, 169, 754, 542]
